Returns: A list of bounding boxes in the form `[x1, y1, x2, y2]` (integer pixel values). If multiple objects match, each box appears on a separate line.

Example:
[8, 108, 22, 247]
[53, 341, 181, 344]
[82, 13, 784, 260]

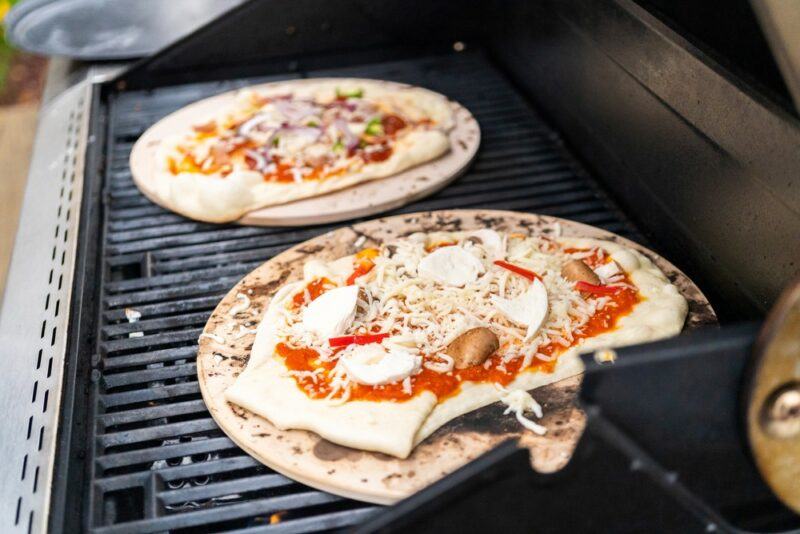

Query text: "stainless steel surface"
[751, 0, 800, 113]
[0, 78, 91, 533]
[5, 0, 244, 60]
[40, 59, 122, 105]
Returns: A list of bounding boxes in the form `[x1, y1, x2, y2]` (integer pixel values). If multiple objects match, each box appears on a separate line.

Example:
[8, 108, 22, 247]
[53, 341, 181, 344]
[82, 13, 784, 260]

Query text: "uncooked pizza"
[150, 79, 455, 222]
[225, 228, 688, 458]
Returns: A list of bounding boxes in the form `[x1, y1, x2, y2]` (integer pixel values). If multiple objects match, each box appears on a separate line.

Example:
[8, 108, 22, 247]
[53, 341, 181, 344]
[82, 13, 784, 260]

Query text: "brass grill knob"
[760, 384, 800, 440]
[747, 278, 800, 514]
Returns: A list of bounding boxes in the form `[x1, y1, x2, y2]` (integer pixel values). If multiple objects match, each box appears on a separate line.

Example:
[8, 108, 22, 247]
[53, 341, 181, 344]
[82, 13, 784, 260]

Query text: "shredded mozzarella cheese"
[270, 230, 630, 389]
[229, 293, 251, 316]
[199, 332, 226, 344]
[497, 386, 547, 435]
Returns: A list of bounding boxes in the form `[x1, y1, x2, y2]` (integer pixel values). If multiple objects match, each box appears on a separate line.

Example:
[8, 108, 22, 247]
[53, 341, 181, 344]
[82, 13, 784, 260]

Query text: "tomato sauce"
[170, 109, 417, 181]
[280, 246, 641, 403]
[169, 147, 341, 183]
[345, 248, 379, 285]
[292, 277, 333, 307]
[425, 241, 456, 252]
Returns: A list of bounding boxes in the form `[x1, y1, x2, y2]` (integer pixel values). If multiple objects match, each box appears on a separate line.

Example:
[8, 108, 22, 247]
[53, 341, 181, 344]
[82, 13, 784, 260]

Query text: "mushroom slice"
[561, 259, 601, 285]
[491, 279, 549, 340]
[446, 327, 500, 369]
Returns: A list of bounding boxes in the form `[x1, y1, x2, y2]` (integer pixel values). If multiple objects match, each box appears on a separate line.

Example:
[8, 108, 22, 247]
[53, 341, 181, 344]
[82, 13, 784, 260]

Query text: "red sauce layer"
[279, 248, 641, 403]
[167, 111, 413, 182]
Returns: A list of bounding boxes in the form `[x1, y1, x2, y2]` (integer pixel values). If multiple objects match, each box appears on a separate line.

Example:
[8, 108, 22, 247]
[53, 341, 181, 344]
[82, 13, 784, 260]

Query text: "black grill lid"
[4, 0, 243, 60]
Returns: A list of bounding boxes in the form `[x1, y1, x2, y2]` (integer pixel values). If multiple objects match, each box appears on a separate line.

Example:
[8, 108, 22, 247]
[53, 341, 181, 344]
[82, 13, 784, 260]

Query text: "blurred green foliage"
[0, 0, 22, 91]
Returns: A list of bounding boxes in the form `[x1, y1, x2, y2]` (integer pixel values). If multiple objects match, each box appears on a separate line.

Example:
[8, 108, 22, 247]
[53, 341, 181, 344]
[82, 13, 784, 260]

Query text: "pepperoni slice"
[363, 145, 393, 163]
[381, 114, 406, 135]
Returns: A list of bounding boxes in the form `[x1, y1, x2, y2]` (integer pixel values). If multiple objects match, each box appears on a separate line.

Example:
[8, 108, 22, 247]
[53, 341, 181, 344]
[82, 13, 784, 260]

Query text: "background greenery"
[0, 0, 18, 92]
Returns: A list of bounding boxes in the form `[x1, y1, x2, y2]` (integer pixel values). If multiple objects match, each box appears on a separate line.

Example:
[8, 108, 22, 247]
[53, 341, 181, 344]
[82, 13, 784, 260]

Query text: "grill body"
[66, 49, 648, 533]
[0, 0, 795, 532]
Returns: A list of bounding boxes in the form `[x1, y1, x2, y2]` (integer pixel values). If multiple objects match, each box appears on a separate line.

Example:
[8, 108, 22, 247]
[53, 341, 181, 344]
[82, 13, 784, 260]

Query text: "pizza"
[148, 79, 455, 222]
[224, 229, 688, 458]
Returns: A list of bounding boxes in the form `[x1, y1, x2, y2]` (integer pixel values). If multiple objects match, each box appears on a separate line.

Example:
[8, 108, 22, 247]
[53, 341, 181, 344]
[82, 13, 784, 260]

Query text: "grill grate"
[89, 50, 644, 532]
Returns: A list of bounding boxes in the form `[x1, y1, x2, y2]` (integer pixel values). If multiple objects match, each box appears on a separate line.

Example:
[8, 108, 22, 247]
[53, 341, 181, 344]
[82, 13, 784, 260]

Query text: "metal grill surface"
[91, 51, 642, 532]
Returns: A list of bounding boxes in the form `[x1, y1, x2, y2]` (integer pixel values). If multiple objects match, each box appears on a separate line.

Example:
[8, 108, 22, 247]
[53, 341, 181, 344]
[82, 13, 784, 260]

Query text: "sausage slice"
[561, 259, 600, 285]
[446, 327, 500, 369]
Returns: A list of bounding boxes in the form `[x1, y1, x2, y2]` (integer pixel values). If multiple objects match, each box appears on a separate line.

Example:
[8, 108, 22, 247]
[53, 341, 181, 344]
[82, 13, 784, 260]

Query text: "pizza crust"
[225, 234, 688, 458]
[226, 359, 438, 459]
[150, 79, 455, 223]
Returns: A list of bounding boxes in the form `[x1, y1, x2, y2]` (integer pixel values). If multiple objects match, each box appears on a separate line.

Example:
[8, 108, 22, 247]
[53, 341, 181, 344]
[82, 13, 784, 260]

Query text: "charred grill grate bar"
[86, 50, 644, 532]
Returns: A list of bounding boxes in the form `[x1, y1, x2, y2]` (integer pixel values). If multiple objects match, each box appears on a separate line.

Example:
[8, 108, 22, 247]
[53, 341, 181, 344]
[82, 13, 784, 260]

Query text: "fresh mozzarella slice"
[303, 256, 353, 285]
[303, 259, 332, 282]
[610, 250, 640, 272]
[339, 343, 421, 385]
[594, 261, 621, 282]
[491, 278, 549, 340]
[301, 285, 359, 338]
[418, 246, 485, 287]
[469, 229, 505, 260]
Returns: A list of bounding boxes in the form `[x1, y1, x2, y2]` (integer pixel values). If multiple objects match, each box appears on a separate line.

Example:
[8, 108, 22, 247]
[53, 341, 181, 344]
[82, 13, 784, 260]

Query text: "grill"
[4, 0, 800, 532]
[74, 50, 645, 532]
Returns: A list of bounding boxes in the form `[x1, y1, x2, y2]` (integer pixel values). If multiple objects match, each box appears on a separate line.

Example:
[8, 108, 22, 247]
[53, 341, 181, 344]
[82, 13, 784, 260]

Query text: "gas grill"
[2, 0, 800, 532]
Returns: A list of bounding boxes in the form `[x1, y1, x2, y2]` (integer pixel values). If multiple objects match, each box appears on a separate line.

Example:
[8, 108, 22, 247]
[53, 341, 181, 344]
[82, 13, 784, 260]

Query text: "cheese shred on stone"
[498, 386, 547, 435]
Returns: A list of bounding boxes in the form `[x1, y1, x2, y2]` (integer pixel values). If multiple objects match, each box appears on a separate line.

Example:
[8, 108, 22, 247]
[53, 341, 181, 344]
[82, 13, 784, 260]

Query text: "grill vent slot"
[5, 86, 88, 534]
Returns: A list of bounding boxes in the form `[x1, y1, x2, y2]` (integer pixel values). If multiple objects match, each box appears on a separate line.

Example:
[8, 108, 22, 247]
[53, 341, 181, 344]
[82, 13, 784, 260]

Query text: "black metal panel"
[489, 0, 800, 317]
[113, 0, 800, 317]
[115, 0, 488, 90]
[53, 49, 662, 532]
[357, 325, 800, 533]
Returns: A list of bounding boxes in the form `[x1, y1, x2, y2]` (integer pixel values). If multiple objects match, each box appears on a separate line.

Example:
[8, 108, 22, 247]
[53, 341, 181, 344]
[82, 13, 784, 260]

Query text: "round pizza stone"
[130, 78, 480, 226]
[196, 209, 716, 504]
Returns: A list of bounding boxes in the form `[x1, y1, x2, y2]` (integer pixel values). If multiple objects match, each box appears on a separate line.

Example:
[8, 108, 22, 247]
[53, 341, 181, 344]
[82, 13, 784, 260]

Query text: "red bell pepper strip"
[493, 260, 541, 281]
[328, 333, 389, 347]
[575, 281, 621, 295]
[346, 263, 375, 285]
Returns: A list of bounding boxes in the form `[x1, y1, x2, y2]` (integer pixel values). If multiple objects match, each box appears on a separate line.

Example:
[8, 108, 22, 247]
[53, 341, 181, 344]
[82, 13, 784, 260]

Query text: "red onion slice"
[333, 118, 359, 150]
[267, 126, 322, 149]
[244, 149, 268, 171]
[275, 99, 320, 124]
[238, 114, 273, 137]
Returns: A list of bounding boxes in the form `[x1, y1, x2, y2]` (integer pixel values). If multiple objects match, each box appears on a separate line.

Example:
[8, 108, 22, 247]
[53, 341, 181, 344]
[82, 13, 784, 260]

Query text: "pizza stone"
[130, 78, 479, 226]
[196, 210, 716, 504]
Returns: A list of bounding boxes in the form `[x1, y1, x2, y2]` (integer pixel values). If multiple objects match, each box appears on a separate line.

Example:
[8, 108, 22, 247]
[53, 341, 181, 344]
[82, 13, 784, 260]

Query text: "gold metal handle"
[747, 277, 800, 514]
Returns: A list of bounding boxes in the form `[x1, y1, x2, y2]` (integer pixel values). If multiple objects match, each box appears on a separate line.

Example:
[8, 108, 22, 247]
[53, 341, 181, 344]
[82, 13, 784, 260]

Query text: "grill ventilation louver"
[4, 84, 89, 534]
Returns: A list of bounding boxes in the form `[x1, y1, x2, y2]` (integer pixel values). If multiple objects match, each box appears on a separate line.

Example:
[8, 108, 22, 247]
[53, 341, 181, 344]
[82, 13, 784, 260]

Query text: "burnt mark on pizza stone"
[247, 269, 292, 299]
[350, 227, 384, 247]
[229, 403, 249, 420]
[425, 380, 581, 441]
[296, 244, 325, 256]
[313, 439, 364, 462]
[475, 214, 507, 230]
